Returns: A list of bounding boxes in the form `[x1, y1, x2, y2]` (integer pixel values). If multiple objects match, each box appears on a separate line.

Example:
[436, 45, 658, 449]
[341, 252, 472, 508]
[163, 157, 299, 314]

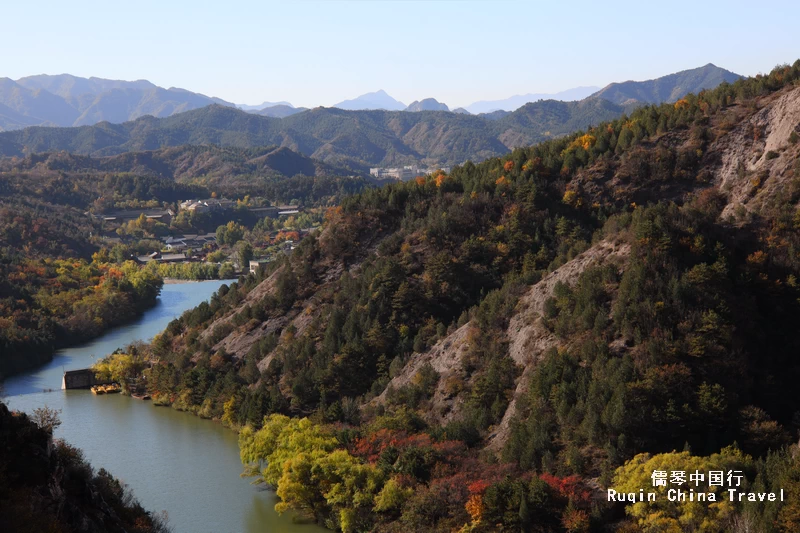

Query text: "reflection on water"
[3, 281, 326, 533]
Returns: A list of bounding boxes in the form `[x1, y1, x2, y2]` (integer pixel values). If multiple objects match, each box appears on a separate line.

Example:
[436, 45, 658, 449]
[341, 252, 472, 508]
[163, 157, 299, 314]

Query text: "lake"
[4, 280, 326, 533]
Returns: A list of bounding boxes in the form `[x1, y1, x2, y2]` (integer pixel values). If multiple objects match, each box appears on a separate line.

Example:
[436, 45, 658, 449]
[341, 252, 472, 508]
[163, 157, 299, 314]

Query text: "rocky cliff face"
[712, 86, 800, 219]
[370, 239, 631, 446]
[488, 239, 631, 450]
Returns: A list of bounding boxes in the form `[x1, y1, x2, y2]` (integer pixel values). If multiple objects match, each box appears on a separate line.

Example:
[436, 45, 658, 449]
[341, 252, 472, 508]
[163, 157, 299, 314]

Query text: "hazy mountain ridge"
[465, 85, 601, 113]
[17, 73, 157, 99]
[0, 100, 623, 168]
[0, 64, 741, 168]
[0, 74, 235, 131]
[253, 104, 308, 118]
[237, 100, 293, 111]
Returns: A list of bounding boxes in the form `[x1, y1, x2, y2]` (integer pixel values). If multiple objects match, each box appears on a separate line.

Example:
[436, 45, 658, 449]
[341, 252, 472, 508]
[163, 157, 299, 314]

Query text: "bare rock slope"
[373, 238, 631, 446]
[714, 86, 800, 219]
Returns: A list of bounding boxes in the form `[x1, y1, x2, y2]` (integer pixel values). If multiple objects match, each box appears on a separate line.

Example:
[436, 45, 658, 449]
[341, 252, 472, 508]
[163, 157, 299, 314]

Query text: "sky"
[2, 0, 798, 109]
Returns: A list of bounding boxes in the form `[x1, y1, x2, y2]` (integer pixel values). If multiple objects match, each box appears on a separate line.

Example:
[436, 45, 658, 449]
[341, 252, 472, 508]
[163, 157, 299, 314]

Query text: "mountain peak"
[591, 63, 742, 105]
[333, 90, 405, 111]
[406, 98, 450, 112]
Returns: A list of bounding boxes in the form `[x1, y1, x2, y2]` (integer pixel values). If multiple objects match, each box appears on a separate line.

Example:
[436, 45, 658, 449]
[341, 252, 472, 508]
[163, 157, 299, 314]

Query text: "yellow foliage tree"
[571, 134, 597, 151]
[613, 448, 752, 533]
[465, 494, 484, 523]
[563, 190, 579, 206]
[240, 415, 384, 532]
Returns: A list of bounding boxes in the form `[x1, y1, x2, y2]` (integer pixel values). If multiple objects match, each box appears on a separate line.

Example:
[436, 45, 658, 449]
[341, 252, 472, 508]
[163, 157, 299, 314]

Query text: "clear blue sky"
[2, 0, 798, 108]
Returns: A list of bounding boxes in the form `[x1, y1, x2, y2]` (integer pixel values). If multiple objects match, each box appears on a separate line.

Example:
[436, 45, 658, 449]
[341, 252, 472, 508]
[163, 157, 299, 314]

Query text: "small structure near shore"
[62, 368, 111, 390]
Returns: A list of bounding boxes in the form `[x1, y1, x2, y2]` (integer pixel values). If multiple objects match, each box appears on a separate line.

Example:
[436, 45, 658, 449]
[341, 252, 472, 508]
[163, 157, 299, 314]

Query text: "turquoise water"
[4, 281, 326, 533]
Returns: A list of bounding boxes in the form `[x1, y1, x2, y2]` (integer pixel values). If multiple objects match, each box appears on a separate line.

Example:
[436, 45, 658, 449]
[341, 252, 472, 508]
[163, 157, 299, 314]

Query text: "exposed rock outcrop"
[372, 239, 631, 443]
[714, 86, 800, 219]
[373, 323, 472, 424]
[487, 239, 630, 451]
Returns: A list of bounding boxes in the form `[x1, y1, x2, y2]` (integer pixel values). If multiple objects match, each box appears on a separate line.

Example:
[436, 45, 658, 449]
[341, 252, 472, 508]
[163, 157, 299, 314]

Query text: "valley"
[57, 62, 799, 532]
[2, 31, 799, 532]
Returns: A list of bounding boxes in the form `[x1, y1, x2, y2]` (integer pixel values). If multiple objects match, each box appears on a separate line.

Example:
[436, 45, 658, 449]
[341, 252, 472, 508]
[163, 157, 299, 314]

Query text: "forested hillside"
[0, 144, 368, 199]
[0, 187, 164, 376]
[124, 61, 800, 532]
[591, 63, 741, 105]
[0, 101, 622, 169]
[0, 139, 376, 377]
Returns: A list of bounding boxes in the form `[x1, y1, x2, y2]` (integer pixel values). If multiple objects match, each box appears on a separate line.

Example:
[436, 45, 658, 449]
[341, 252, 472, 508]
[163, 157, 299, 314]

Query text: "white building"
[369, 166, 451, 181]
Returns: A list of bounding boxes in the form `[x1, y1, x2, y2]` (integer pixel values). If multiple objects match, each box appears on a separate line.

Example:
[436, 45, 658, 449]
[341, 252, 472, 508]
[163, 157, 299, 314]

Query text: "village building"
[179, 198, 235, 213]
[249, 259, 270, 274]
[90, 208, 174, 224]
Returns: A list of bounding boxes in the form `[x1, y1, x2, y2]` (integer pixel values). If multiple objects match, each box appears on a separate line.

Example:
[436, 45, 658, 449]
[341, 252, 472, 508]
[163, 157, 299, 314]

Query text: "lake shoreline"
[163, 277, 237, 284]
[1, 280, 229, 396]
[0, 295, 161, 381]
[0, 281, 324, 532]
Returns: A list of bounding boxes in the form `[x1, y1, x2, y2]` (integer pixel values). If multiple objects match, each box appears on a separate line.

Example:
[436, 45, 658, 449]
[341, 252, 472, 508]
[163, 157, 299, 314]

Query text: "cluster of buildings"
[133, 232, 220, 264]
[92, 198, 304, 226]
[162, 233, 218, 251]
[135, 251, 191, 264]
[178, 198, 302, 217]
[369, 165, 451, 181]
[92, 208, 174, 224]
[91, 197, 308, 269]
[250, 205, 302, 217]
[179, 198, 235, 213]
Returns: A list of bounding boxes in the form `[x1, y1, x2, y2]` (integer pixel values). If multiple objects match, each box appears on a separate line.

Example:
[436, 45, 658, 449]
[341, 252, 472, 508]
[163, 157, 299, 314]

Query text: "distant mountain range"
[236, 100, 293, 111]
[0, 74, 234, 130]
[0, 64, 743, 170]
[464, 86, 601, 114]
[0, 65, 741, 133]
[0, 96, 634, 170]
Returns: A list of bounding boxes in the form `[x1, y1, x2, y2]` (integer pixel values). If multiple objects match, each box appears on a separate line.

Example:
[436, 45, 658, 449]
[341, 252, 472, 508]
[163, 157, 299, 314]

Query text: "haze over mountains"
[0, 95, 664, 171]
[0, 64, 742, 171]
[0, 64, 741, 133]
[464, 86, 601, 114]
[0, 74, 233, 130]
